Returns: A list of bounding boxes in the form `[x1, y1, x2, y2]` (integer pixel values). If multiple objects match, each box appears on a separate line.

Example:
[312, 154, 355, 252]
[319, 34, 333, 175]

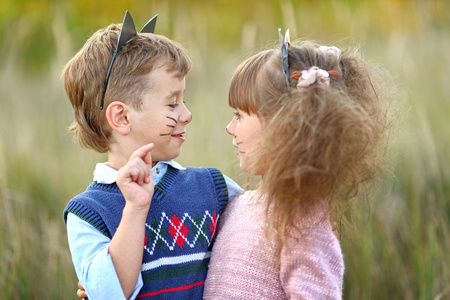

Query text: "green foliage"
[1, 0, 449, 299]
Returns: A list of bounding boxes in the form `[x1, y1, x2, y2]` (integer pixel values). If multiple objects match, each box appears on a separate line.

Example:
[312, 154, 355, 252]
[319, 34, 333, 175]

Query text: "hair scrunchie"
[290, 67, 341, 88]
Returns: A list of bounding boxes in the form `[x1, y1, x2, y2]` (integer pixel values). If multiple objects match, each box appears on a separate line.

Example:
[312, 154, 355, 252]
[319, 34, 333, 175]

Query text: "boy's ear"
[105, 101, 131, 136]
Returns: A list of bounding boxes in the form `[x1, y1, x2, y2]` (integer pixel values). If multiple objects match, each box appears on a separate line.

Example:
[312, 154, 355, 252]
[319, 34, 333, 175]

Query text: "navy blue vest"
[64, 166, 229, 299]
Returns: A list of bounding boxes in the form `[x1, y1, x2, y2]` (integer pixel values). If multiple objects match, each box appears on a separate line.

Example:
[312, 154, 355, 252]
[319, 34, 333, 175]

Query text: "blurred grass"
[1, 0, 449, 299]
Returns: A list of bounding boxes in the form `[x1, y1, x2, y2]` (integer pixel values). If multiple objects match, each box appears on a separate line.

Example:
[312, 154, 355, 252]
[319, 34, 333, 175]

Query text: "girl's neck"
[251, 177, 266, 195]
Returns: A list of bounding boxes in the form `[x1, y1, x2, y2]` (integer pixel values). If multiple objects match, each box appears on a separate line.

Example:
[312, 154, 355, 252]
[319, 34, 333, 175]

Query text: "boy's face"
[128, 66, 192, 164]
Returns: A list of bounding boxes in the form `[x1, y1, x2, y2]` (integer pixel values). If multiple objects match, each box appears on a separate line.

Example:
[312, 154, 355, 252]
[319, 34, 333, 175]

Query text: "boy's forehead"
[144, 66, 186, 95]
[149, 64, 185, 79]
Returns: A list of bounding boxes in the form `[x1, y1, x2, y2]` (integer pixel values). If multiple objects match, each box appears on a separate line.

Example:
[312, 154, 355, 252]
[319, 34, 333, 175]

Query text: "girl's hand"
[116, 143, 155, 212]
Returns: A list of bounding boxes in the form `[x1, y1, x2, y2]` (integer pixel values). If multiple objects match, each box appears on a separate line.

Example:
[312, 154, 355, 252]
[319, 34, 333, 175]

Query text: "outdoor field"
[0, 0, 449, 299]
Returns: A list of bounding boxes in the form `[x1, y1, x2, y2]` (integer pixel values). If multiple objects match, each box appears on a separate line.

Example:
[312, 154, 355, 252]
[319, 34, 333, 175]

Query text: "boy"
[62, 12, 241, 299]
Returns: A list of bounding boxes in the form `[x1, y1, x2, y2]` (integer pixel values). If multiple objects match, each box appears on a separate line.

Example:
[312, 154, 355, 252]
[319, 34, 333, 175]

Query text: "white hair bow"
[319, 46, 342, 59]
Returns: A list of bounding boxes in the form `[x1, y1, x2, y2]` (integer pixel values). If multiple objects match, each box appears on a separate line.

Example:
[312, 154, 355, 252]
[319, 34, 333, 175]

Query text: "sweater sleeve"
[279, 219, 344, 299]
[66, 213, 143, 299]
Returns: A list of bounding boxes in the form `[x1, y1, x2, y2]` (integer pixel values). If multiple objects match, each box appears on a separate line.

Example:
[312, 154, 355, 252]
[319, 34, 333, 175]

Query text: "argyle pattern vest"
[64, 166, 229, 299]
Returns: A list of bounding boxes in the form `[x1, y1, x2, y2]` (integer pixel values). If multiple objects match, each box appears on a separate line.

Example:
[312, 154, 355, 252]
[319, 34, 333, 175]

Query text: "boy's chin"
[159, 149, 182, 162]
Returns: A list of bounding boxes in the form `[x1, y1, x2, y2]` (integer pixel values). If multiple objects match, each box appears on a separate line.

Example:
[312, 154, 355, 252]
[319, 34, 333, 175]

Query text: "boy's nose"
[179, 107, 192, 124]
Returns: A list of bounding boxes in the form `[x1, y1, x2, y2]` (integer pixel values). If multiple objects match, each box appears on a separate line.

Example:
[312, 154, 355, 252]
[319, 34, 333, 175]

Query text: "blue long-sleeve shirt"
[66, 160, 242, 299]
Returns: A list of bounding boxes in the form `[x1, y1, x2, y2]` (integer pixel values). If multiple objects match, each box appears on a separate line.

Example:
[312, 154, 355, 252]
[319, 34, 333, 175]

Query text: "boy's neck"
[107, 152, 127, 171]
[107, 149, 157, 171]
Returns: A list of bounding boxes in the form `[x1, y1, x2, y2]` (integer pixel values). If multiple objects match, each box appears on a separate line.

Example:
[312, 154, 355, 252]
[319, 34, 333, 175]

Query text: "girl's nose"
[226, 120, 235, 136]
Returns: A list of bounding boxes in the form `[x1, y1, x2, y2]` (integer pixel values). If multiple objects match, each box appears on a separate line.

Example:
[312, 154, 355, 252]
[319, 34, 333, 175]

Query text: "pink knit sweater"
[204, 192, 344, 299]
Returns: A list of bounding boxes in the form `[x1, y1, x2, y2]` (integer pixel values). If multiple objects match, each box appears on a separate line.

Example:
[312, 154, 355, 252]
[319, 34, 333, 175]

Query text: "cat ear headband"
[278, 28, 291, 88]
[101, 10, 158, 110]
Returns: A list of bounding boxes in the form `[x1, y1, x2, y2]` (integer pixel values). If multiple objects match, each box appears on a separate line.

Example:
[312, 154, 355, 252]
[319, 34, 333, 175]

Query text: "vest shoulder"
[183, 166, 224, 176]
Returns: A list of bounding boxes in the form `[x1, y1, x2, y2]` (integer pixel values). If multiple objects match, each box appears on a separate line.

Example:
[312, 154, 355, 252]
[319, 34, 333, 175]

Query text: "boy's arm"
[223, 175, 243, 201]
[67, 213, 143, 299]
[108, 144, 155, 299]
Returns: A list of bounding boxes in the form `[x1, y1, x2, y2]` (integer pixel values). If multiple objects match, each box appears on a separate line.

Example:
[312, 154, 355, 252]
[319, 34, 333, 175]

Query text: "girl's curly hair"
[229, 41, 394, 246]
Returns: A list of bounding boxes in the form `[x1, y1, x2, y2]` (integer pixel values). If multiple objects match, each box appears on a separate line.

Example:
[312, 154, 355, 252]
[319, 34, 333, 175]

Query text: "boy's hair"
[229, 41, 394, 244]
[62, 23, 192, 152]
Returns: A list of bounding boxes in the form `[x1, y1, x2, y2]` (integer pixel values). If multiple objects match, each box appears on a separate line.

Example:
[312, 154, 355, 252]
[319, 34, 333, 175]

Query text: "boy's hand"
[117, 143, 155, 211]
[76, 281, 87, 299]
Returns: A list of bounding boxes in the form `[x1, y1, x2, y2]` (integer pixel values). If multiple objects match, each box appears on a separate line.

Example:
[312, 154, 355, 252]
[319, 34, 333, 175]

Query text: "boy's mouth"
[171, 132, 185, 141]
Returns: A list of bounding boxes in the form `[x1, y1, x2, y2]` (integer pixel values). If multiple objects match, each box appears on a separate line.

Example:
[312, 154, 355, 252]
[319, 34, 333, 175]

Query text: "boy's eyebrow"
[165, 89, 184, 100]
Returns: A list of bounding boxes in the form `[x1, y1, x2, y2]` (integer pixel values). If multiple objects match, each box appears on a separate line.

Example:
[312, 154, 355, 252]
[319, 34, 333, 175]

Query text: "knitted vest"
[64, 166, 229, 299]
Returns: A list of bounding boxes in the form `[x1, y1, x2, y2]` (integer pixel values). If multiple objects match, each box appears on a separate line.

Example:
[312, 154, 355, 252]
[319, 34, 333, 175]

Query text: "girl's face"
[226, 109, 264, 175]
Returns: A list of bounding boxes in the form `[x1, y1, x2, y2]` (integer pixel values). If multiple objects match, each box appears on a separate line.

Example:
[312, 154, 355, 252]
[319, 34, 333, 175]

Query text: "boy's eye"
[169, 103, 179, 108]
[234, 112, 241, 120]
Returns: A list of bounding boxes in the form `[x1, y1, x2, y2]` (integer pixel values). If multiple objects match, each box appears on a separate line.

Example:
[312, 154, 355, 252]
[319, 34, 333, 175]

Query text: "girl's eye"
[234, 112, 241, 120]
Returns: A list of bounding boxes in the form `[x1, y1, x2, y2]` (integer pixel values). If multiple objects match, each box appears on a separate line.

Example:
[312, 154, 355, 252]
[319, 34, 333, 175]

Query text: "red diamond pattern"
[168, 214, 190, 248]
[144, 211, 218, 255]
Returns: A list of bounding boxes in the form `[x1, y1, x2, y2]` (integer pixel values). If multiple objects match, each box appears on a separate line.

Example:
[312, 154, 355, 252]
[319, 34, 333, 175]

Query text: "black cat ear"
[140, 14, 158, 33]
[117, 10, 137, 50]
[101, 10, 137, 109]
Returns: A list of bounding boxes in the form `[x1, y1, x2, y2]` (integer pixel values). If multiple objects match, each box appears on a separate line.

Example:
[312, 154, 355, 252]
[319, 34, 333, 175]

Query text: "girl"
[203, 40, 392, 299]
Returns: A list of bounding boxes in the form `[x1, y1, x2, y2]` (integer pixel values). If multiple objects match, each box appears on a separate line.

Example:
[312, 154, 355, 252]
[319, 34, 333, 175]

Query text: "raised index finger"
[129, 143, 154, 165]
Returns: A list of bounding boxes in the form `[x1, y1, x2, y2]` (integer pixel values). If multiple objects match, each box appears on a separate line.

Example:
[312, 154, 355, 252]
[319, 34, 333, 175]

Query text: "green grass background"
[0, 0, 449, 299]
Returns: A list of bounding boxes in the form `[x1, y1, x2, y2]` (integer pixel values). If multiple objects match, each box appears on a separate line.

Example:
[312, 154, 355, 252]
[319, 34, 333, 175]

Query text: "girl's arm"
[279, 220, 344, 299]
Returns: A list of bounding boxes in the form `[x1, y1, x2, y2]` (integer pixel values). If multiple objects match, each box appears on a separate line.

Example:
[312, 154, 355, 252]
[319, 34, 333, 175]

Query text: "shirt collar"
[93, 160, 185, 184]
